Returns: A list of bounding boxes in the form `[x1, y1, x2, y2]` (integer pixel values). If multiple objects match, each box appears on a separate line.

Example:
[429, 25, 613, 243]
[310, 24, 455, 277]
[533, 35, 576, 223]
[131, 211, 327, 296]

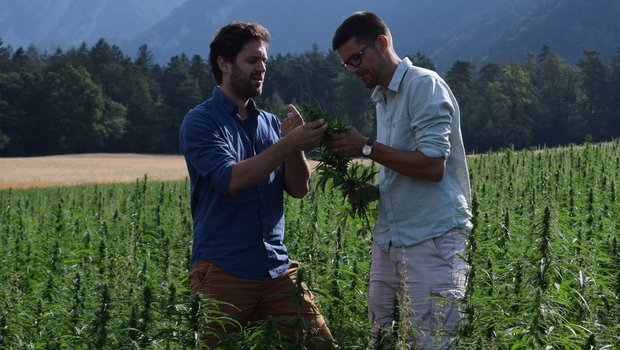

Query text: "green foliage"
[457, 140, 620, 349]
[2, 141, 619, 348]
[302, 99, 377, 230]
[0, 130, 8, 150]
[407, 52, 437, 71]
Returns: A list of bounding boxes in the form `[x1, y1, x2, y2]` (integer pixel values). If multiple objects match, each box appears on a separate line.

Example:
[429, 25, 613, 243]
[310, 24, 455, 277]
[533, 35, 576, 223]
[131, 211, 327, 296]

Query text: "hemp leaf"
[302, 99, 377, 229]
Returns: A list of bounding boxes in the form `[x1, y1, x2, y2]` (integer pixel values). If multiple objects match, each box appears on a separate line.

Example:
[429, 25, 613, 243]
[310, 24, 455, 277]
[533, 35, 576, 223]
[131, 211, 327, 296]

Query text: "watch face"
[362, 145, 371, 156]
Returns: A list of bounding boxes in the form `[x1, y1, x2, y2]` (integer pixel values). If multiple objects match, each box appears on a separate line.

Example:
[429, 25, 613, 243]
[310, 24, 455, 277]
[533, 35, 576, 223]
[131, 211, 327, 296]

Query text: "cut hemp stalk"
[301, 99, 377, 233]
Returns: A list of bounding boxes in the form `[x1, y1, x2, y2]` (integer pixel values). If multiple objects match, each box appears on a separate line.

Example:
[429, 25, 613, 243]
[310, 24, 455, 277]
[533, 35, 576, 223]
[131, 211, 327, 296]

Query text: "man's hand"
[282, 104, 327, 152]
[348, 182, 379, 205]
[326, 126, 367, 157]
[281, 104, 305, 137]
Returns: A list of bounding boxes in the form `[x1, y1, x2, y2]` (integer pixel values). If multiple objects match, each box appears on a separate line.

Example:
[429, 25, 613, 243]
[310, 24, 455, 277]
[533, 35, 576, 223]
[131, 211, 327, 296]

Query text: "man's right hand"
[284, 118, 328, 152]
[348, 182, 379, 204]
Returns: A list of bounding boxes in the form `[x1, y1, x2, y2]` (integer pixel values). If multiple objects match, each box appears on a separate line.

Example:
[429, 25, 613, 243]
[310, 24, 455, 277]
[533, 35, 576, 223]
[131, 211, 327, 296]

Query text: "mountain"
[124, 0, 532, 71]
[0, 0, 187, 50]
[473, 0, 620, 65]
[1, 0, 619, 71]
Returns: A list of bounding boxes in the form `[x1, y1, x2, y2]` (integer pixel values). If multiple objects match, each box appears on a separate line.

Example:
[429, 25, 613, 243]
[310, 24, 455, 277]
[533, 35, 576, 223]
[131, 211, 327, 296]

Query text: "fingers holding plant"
[300, 119, 329, 150]
[326, 126, 367, 157]
[281, 104, 305, 137]
[284, 117, 328, 152]
[348, 182, 379, 205]
[300, 99, 378, 229]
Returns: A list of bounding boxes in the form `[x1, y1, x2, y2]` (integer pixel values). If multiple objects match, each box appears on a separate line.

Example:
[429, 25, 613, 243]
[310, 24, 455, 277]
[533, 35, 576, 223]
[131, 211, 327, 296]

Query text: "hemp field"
[1, 142, 619, 349]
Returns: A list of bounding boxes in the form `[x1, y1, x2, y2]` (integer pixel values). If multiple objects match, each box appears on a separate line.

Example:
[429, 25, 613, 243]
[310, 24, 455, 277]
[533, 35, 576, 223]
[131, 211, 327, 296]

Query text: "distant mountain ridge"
[0, 0, 187, 49]
[124, 0, 532, 71]
[1, 0, 619, 71]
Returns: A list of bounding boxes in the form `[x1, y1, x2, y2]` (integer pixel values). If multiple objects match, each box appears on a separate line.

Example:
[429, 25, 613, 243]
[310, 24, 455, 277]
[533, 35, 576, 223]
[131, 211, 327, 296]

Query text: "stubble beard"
[365, 76, 378, 89]
[363, 56, 385, 89]
[230, 64, 262, 99]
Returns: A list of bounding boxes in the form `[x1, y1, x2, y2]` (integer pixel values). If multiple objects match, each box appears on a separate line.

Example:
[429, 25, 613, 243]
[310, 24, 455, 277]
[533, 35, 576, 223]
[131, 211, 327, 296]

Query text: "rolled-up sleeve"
[180, 112, 236, 194]
[410, 76, 454, 159]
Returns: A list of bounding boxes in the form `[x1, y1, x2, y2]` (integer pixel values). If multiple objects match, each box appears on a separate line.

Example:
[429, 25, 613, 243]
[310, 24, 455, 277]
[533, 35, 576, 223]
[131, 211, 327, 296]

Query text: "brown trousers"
[189, 260, 335, 349]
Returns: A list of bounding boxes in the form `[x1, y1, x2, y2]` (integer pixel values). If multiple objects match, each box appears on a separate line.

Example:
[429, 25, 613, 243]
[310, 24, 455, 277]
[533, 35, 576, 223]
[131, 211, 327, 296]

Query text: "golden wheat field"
[0, 154, 189, 189]
[0, 153, 329, 189]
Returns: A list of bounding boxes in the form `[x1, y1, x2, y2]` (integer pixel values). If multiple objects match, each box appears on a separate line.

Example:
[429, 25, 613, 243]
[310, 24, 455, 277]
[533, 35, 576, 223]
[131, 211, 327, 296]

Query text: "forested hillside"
[428, 0, 620, 69]
[0, 39, 619, 156]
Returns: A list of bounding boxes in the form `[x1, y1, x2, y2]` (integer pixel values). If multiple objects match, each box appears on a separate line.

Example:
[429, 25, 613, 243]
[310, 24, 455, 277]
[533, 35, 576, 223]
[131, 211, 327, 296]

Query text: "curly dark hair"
[209, 22, 271, 84]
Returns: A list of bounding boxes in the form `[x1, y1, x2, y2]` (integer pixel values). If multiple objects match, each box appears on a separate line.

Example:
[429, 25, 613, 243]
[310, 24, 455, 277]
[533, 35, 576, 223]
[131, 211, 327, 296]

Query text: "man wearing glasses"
[327, 11, 472, 349]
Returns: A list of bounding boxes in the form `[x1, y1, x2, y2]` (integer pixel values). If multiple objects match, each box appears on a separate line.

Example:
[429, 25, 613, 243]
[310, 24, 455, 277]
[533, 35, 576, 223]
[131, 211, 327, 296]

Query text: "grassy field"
[1, 142, 619, 349]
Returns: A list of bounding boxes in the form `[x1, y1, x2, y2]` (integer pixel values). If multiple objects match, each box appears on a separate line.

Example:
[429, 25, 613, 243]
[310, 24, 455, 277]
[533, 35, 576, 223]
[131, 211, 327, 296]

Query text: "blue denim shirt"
[179, 87, 291, 280]
[371, 58, 472, 251]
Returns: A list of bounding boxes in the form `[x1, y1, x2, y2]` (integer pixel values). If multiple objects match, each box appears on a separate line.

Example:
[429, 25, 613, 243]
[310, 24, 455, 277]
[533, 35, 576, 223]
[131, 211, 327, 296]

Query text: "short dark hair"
[209, 22, 271, 84]
[332, 11, 390, 51]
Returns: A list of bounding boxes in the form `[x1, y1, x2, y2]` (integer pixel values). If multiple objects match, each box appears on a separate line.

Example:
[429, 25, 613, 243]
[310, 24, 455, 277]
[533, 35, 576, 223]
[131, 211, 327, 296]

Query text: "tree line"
[1, 38, 619, 156]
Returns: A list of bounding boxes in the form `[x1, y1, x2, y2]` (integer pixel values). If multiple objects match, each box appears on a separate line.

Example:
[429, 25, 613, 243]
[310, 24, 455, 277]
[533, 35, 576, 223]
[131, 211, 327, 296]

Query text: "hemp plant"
[302, 99, 377, 230]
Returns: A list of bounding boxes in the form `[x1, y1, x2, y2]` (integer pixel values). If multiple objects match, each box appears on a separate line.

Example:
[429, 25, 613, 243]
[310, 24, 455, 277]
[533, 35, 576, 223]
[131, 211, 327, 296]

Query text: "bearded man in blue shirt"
[179, 21, 334, 349]
[327, 12, 473, 349]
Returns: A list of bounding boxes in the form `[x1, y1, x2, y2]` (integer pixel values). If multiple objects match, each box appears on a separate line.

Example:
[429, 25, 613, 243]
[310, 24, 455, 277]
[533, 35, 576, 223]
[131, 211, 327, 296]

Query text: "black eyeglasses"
[340, 39, 376, 70]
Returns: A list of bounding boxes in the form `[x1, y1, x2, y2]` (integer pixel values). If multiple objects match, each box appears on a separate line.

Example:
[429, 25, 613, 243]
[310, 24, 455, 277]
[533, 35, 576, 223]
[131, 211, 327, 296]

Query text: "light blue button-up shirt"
[371, 57, 472, 251]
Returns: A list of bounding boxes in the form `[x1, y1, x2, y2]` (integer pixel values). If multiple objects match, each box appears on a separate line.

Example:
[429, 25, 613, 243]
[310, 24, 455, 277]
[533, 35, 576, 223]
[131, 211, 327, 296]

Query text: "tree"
[0, 39, 13, 72]
[476, 63, 502, 89]
[0, 130, 8, 150]
[467, 63, 501, 152]
[446, 60, 476, 149]
[304, 45, 341, 107]
[407, 52, 436, 71]
[0, 74, 13, 152]
[269, 53, 312, 104]
[189, 54, 215, 98]
[41, 65, 124, 153]
[482, 63, 537, 149]
[61, 43, 91, 71]
[0, 70, 40, 155]
[0, 90, 10, 150]
[262, 91, 288, 118]
[331, 70, 374, 136]
[156, 54, 203, 152]
[160, 54, 202, 111]
[88, 39, 132, 102]
[110, 67, 164, 153]
[87, 41, 161, 153]
[100, 99, 128, 145]
[608, 47, 620, 137]
[135, 44, 155, 73]
[578, 50, 612, 141]
[533, 45, 584, 146]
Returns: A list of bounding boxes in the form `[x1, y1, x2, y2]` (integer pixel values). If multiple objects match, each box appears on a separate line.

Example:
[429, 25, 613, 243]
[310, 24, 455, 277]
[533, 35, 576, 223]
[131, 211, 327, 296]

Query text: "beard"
[362, 72, 379, 89]
[358, 56, 384, 89]
[354, 67, 379, 89]
[230, 63, 263, 99]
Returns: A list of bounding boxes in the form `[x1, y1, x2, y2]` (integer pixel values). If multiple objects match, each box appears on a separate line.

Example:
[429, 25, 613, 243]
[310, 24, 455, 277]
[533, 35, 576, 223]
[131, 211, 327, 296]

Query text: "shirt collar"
[212, 86, 259, 119]
[371, 57, 411, 103]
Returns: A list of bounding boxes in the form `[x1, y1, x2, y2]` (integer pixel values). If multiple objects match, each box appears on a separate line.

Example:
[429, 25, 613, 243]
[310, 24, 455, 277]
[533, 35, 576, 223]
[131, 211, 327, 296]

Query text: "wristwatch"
[362, 138, 374, 157]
